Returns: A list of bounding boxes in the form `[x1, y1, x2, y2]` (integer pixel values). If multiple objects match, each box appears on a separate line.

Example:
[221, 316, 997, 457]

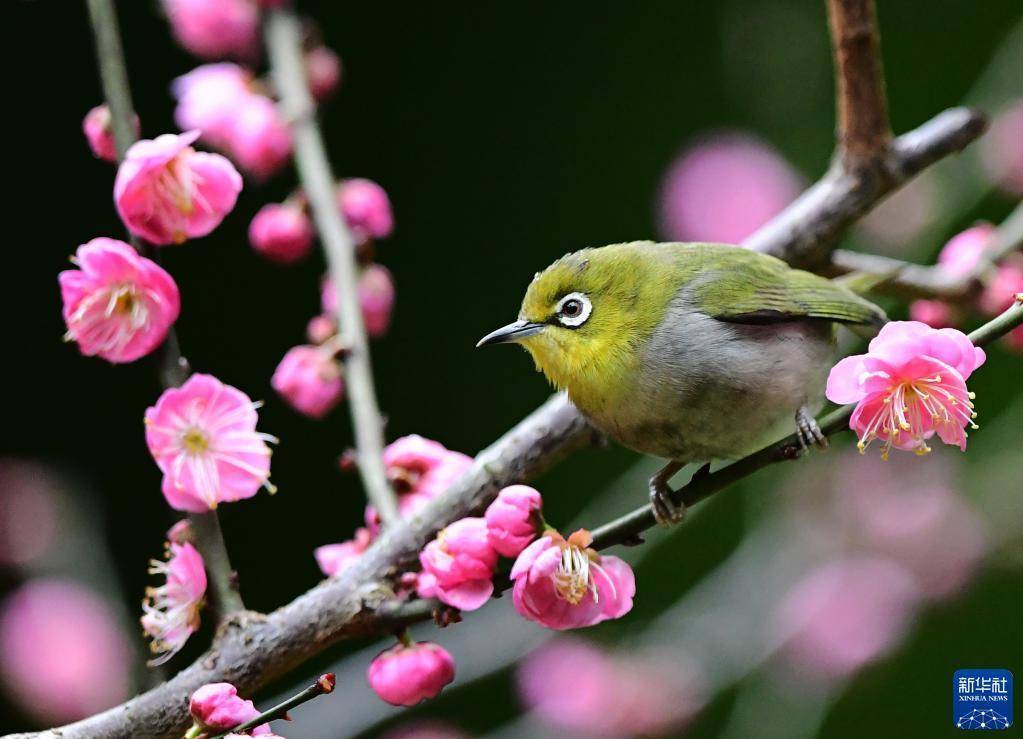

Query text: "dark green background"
[3, 1, 1021, 736]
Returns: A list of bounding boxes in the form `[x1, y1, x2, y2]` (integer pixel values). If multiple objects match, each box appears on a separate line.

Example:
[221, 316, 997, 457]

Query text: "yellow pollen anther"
[181, 428, 209, 454]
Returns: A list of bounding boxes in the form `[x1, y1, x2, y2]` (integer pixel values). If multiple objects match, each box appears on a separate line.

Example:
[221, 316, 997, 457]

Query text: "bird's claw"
[649, 478, 685, 528]
[795, 407, 829, 453]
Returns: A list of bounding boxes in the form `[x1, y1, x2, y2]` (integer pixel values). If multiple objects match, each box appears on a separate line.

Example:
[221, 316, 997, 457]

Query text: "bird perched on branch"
[478, 241, 886, 526]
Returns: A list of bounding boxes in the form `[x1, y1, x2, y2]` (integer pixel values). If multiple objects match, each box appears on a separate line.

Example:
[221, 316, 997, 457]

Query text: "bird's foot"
[649, 460, 686, 528]
[795, 406, 829, 453]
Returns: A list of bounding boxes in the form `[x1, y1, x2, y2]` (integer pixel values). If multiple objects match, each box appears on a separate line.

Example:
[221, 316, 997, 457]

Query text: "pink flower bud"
[826, 321, 985, 459]
[306, 46, 342, 102]
[657, 132, 802, 244]
[272, 345, 345, 418]
[189, 682, 268, 733]
[908, 299, 956, 329]
[936, 224, 995, 278]
[306, 314, 337, 344]
[315, 527, 373, 577]
[249, 203, 314, 263]
[0, 580, 132, 724]
[161, 0, 260, 61]
[367, 641, 455, 706]
[141, 542, 206, 664]
[485, 485, 543, 557]
[978, 261, 1023, 316]
[338, 178, 394, 242]
[510, 529, 635, 630]
[228, 95, 293, 180]
[417, 517, 498, 611]
[166, 519, 193, 544]
[59, 238, 181, 363]
[359, 264, 396, 338]
[172, 63, 254, 150]
[82, 104, 139, 162]
[115, 131, 242, 245]
[145, 374, 275, 512]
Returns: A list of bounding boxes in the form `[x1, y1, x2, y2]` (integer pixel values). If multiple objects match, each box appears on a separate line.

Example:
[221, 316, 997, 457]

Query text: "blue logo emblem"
[954, 669, 1013, 730]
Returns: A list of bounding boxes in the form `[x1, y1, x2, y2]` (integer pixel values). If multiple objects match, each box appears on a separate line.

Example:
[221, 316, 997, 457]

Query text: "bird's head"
[477, 243, 677, 397]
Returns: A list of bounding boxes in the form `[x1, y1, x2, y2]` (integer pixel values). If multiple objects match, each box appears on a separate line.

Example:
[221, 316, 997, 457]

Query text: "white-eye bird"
[478, 241, 886, 526]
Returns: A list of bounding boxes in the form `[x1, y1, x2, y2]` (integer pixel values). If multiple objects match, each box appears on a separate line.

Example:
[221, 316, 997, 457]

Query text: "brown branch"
[827, 0, 891, 166]
[830, 202, 1023, 300]
[85, 0, 242, 616]
[263, 8, 400, 527]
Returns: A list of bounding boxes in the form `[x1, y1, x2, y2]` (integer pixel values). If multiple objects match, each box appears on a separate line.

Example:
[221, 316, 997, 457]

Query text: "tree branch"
[263, 8, 400, 527]
[827, 0, 890, 166]
[85, 0, 241, 616]
[830, 202, 1023, 300]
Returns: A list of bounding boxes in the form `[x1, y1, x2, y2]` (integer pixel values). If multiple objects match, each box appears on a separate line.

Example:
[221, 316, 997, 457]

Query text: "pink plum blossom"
[772, 556, 920, 680]
[228, 94, 293, 179]
[59, 238, 181, 363]
[338, 178, 394, 242]
[321, 265, 396, 339]
[365, 435, 474, 534]
[306, 46, 342, 102]
[416, 517, 498, 611]
[0, 579, 132, 724]
[937, 223, 995, 278]
[657, 132, 803, 244]
[484, 485, 543, 558]
[518, 639, 705, 737]
[367, 641, 455, 706]
[510, 529, 635, 630]
[189, 682, 270, 735]
[161, 0, 260, 61]
[172, 63, 254, 149]
[826, 321, 985, 458]
[82, 104, 138, 162]
[114, 131, 242, 245]
[141, 542, 207, 665]
[249, 203, 314, 263]
[315, 527, 372, 578]
[145, 373, 276, 512]
[908, 299, 956, 329]
[272, 345, 344, 418]
[980, 100, 1023, 196]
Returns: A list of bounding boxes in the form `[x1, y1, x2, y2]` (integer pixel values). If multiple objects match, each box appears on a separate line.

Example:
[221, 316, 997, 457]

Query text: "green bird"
[477, 241, 886, 526]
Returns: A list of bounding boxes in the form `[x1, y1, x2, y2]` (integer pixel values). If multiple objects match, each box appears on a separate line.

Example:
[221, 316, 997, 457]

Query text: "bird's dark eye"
[561, 299, 583, 318]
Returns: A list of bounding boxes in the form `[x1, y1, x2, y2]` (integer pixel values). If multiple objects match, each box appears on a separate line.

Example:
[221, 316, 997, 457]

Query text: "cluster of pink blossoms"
[827, 321, 986, 459]
[908, 224, 1023, 351]
[269, 179, 396, 418]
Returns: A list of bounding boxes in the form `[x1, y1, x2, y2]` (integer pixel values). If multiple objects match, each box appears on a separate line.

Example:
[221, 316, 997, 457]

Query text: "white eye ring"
[555, 292, 592, 327]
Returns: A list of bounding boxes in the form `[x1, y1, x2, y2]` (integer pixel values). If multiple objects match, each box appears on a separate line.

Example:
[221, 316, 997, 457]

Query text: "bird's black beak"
[476, 320, 545, 347]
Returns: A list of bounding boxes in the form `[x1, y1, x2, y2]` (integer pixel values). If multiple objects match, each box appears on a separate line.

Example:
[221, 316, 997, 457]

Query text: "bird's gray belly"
[584, 310, 834, 461]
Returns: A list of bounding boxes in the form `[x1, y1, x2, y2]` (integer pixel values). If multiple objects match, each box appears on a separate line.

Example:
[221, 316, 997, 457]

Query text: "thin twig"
[263, 8, 400, 526]
[827, 0, 890, 166]
[85, 0, 242, 616]
[831, 202, 1023, 300]
[208, 673, 336, 739]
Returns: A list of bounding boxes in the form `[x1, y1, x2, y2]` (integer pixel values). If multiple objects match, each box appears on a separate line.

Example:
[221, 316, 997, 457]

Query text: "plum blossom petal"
[189, 682, 269, 735]
[417, 517, 497, 611]
[114, 131, 242, 245]
[161, 0, 260, 61]
[145, 374, 276, 512]
[315, 528, 372, 578]
[485, 485, 543, 558]
[59, 238, 180, 363]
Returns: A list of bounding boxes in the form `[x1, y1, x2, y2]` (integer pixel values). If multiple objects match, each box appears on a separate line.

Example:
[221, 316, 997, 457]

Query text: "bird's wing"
[685, 245, 887, 327]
